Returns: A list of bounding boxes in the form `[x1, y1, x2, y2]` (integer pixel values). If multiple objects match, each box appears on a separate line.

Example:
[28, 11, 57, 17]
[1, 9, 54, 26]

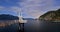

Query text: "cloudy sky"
[0, 0, 60, 18]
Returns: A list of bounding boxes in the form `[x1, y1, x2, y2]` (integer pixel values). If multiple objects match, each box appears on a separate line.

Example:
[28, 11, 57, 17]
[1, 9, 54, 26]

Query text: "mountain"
[0, 14, 19, 20]
[0, 14, 34, 20]
[39, 9, 60, 21]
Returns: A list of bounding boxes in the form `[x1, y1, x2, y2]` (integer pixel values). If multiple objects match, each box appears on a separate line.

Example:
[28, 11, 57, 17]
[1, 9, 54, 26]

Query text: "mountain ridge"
[39, 9, 60, 21]
[0, 14, 34, 20]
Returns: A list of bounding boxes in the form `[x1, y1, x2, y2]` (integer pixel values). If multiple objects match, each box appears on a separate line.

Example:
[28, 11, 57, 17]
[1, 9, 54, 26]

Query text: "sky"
[0, 0, 60, 18]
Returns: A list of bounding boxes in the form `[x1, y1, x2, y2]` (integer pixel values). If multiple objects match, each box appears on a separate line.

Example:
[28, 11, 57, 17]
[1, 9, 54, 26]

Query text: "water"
[24, 20, 40, 32]
[0, 20, 60, 32]
[24, 20, 59, 32]
[0, 20, 19, 32]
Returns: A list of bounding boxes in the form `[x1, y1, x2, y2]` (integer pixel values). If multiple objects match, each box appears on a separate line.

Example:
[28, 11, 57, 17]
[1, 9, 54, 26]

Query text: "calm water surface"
[0, 20, 59, 32]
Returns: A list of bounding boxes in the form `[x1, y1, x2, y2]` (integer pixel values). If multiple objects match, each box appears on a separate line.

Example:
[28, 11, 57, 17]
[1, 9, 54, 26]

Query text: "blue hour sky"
[0, 0, 60, 18]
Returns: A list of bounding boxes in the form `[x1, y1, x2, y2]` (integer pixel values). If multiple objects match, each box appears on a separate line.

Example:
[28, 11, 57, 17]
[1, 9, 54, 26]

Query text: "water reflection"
[0, 20, 19, 27]
[0, 20, 59, 32]
[0, 20, 19, 32]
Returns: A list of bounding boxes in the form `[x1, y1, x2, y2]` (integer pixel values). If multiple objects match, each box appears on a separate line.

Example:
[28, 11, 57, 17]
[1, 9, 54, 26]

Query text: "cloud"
[0, 6, 5, 10]
[0, 0, 20, 7]
[0, 0, 60, 18]
[0, 6, 20, 12]
[20, 0, 60, 18]
[0, 6, 22, 16]
[9, 7, 21, 12]
[18, 0, 56, 18]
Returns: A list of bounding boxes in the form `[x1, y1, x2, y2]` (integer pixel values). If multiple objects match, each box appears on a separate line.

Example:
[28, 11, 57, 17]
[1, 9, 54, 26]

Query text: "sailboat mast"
[18, 8, 24, 32]
[18, 8, 22, 19]
[18, 8, 23, 23]
[19, 8, 22, 17]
